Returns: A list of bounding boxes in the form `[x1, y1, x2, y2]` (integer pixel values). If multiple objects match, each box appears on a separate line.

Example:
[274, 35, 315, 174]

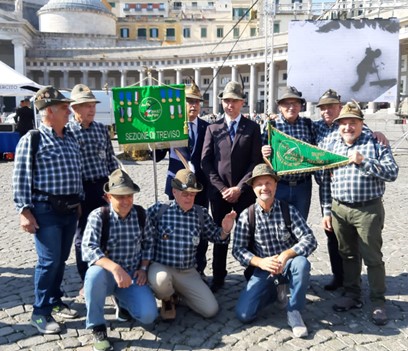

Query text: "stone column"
[139, 70, 145, 86]
[231, 65, 238, 83]
[249, 63, 257, 115]
[120, 69, 127, 87]
[12, 39, 26, 75]
[81, 70, 89, 86]
[157, 69, 164, 85]
[212, 67, 219, 115]
[43, 68, 49, 86]
[194, 68, 201, 86]
[62, 71, 69, 89]
[176, 69, 182, 84]
[101, 70, 108, 89]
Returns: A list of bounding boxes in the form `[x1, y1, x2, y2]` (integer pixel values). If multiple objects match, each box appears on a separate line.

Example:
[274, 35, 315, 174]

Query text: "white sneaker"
[275, 284, 288, 310]
[287, 310, 308, 338]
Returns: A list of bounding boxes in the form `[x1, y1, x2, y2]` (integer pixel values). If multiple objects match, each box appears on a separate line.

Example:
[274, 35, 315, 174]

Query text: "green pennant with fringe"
[267, 124, 349, 175]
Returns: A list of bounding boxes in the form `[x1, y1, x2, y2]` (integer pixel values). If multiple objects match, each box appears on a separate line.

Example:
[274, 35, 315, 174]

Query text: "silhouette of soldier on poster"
[351, 46, 396, 92]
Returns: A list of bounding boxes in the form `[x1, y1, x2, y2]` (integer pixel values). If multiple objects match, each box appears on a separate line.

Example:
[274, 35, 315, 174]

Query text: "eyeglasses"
[280, 101, 301, 108]
[186, 99, 200, 105]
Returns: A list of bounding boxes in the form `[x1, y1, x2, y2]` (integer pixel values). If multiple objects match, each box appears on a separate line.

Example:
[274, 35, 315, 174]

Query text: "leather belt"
[280, 177, 310, 187]
[335, 198, 381, 208]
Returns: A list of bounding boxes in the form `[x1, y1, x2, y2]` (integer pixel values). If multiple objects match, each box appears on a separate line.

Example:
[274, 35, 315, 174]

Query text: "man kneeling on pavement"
[82, 169, 158, 351]
[145, 168, 236, 320]
[232, 163, 317, 338]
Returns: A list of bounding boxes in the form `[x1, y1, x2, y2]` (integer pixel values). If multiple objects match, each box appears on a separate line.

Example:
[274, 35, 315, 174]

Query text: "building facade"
[0, 0, 407, 114]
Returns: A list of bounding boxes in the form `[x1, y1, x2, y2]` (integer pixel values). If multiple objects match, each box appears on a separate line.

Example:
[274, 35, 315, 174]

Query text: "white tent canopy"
[0, 61, 42, 96]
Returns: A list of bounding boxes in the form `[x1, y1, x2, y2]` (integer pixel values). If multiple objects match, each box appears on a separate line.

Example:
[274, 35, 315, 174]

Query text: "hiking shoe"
[52, 302, 79, 319]
[333, 296, 363, 312]
[160, 298, 176, 321]
[275, 284, 288, 310]
[372, 306, 388, 326]
[287, 310, 308, 338]
[112, 297, 132, 322]
[30, 314, 61, 334]
[92, 326, 113, 351]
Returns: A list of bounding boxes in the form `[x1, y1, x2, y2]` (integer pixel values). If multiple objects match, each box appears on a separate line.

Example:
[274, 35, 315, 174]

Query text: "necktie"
[229, 120, 236, 142]
[188, 122, 195, 153]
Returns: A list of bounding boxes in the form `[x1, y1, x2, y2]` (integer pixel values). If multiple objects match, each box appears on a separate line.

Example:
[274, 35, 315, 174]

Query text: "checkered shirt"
[82, 205, 153, 272]
[262, 114, 316, 182]
[13, 124, 83, 212]
[321, 132, 399, 216]
[67, 120, 118, 181]
[146, 200, 227, 269]
[232, 200, 317, 267]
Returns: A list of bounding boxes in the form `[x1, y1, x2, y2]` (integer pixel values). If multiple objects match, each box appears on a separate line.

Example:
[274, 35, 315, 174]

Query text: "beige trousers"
[148, 262, 219, 318]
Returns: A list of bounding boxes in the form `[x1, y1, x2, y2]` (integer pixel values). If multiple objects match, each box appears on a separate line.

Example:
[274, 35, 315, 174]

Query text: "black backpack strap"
[279, 200, 293, 236]
[157, 201, 170, 223]
[134, 204, 146, 230]
[244, 203, 256, 281]
[29, 130, 40, 188]
[100, 205, 110, 256]
[193, 204, 205, 233]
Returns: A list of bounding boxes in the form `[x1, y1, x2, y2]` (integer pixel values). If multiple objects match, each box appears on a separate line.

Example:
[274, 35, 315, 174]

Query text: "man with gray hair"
[67, 84, 118, 292]
[13, 86, 82, 334]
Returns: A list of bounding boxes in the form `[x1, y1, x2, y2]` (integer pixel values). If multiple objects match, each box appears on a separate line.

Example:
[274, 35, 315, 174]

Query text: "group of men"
[12, 80, 398, 351]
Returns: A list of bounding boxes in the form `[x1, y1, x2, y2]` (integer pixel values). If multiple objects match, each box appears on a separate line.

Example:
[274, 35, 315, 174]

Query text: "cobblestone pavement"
[0, 147, 407, 350]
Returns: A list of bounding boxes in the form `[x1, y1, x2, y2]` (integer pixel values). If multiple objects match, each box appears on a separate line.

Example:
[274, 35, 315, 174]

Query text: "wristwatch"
[140, 265, 148, 271]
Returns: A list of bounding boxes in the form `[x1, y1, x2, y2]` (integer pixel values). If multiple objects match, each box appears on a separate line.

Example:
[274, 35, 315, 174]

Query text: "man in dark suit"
[201, 81, 263, 292]
[155, 80, 210, 276]
[15, 98, 35, 136]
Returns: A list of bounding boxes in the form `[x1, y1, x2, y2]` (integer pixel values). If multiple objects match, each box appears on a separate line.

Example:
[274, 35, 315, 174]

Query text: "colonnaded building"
[0, 0, 408, 115]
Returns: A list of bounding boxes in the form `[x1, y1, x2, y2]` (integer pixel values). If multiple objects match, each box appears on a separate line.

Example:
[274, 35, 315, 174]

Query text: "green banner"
[112, 85, 188, 149]
[268, 124, 349, 175]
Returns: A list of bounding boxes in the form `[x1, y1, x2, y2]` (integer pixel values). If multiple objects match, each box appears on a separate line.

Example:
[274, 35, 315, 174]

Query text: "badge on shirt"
[99, 149, 106, 160]
[192, 235, 200, 246]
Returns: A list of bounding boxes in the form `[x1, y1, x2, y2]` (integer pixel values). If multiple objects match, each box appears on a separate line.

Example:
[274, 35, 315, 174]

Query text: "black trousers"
[325, 228, 344, 281]
[75, 178, 108, 282]
[210, 190, 256, 283]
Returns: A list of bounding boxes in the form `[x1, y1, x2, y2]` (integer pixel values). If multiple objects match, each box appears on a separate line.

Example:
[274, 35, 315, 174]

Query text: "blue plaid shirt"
[13, 124, 83, 212]
[232, 200, 317, 267]
[146, 200, 227, 269]
[262, 114, 316, 182]
[67, 120, 118, 181]
[82, 205, 153, 272]
[321, 132, 399, 216]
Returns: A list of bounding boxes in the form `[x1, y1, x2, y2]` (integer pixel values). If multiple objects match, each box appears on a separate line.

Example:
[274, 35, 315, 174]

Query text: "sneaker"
[92, 326, 113, 351]
[30, 314, 61, 334]
[372, 306, 388, 326]
[112, 297, 132, 322]
[52, 302, 79, 319]
[160, 298, 176, 321]
[333, 296, 363, 312]
[275, 284, 288, 310]
[287, 310, 308, 338]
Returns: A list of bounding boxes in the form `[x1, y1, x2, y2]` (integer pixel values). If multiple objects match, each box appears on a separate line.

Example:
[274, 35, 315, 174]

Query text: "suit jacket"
[201, 114, 262, 199]
[155, 117, 209, 207]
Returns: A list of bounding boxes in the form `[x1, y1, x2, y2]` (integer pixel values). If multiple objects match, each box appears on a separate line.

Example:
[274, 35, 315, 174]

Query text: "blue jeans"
[32, 201, 77, 315]
[276, 177, 312, 219]
[84, 265, 158, 329]
[235, 256, 311, 323]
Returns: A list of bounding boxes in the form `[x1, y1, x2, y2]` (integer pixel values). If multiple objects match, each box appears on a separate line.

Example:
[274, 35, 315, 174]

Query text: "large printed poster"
[112, 85, 187, 149]
[288, 19, 400, 103]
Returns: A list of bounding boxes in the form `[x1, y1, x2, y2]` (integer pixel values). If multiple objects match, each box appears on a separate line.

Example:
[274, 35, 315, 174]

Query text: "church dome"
[38, 0, 112, 16]
[37, 0, 116, 35]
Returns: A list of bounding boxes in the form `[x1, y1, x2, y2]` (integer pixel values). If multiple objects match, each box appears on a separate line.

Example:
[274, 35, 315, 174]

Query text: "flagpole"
[150, 143, 158, 203]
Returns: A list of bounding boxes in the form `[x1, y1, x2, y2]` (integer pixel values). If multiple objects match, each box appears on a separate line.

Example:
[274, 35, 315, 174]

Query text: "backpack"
[29, 129, 41, 171]
[244, 200, 293, 281]
[100, 204, 146, 257]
